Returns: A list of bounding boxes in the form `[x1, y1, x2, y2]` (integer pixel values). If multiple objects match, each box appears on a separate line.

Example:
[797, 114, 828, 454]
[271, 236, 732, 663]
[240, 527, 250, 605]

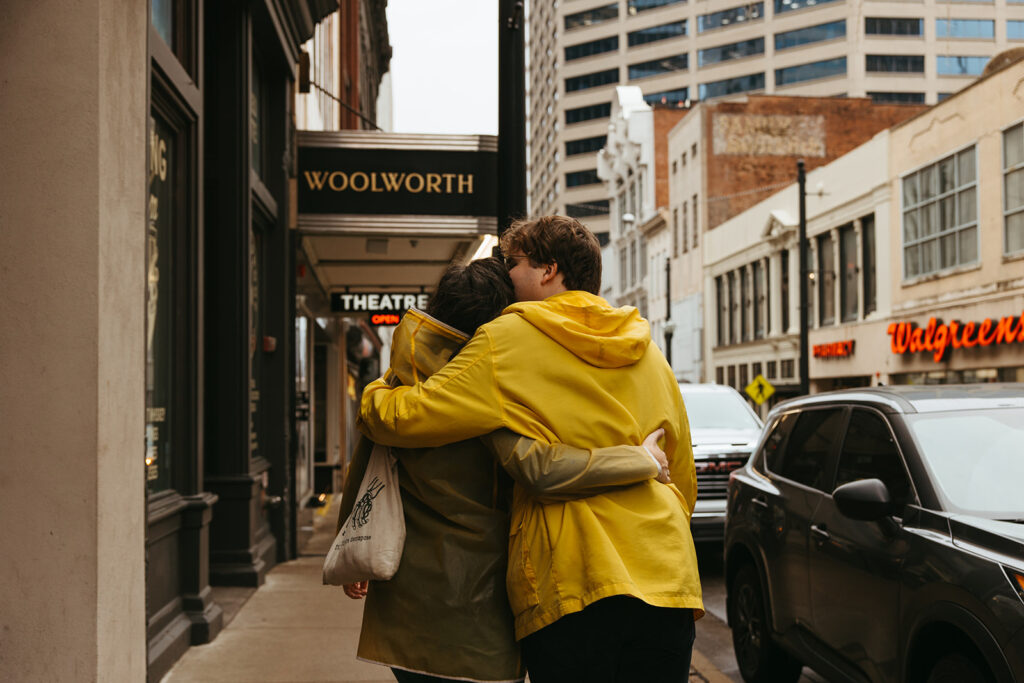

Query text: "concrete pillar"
[0, 0, 147, 680]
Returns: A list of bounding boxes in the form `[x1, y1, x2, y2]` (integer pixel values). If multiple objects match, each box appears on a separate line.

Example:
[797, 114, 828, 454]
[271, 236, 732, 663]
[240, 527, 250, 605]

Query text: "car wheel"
[926, 652, 993, 683]
[729, 564, 802, 683]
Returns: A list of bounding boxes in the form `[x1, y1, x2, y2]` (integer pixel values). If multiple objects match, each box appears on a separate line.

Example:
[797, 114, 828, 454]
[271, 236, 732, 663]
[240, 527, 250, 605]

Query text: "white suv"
[678, 383, 763, 542]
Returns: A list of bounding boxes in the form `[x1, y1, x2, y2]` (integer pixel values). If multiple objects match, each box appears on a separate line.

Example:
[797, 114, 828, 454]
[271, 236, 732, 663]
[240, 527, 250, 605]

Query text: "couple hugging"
[337, 215, 704, 683]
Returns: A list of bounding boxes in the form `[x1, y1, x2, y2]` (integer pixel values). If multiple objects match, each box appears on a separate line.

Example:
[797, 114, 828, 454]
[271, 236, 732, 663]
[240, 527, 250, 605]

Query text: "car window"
[836, 410, 912, 504]
[680, 389, 762, 431]
[761, 412, 796, 472]
[773, 408, 845, 491]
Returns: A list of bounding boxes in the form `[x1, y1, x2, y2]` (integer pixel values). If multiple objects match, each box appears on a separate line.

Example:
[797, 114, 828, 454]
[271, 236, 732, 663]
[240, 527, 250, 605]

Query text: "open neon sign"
[886, 313, 1024, 362]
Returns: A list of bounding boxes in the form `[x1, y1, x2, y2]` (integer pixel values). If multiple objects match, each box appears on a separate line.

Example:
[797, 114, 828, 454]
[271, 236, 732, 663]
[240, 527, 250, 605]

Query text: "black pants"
[521, 596, 695, 683]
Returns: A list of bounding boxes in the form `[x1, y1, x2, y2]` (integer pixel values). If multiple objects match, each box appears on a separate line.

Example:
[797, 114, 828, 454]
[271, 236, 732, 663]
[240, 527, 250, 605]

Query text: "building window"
[753, 260, 764, 339]
[739, 363, 749, 389]
[1004, 122, 1024, 254]
[766, 360, 777, 379]
[740, 268, 750, 341]
[640, 239, 648, 278]
[775, 57, 846, 86]
[727, 271, 737, 344]
[673, 208, 680, 255]
[698, 3, 762, 33]
[628, 21, 687, 47]
[699, 38, 765, 67]
[565, 3, 618, 30]
[753, 361, 763, 379]
[566, 169, 601, 187]
[902, 146, 978, 278]
[629, 240, 638, 286]
[781, 359, 794, 379]
[680, 202, 688, 252]
[566, 135, 608, 156]
[775, 0, 840, 14]
[775, 20, 846, 51]
[619, 247, 628, 289]
[566, 68, 619, 92]
[567, 200, 611, 217]
[629, 54, 689, 80]
[643, 88, 690, 106]
[699, 72, 765, 100]
[566, 102, 612, 124]
[865, 17, 923, 36]
[629, 0, 687, 13]
[936, 19, 994, 39]
[780, 249, 790, 333]
[565, 35, 619, 62]
[866, 54, 924, 73]
[869, 92, 925, 104]
[716, 366, 725, 384]
[764, 258, 771, 333]
[839, 224, 857, 322]
[936, 56, 990, 76]
[862, 213, 877, 314]
[692, 194, 699, 247]
[716, 276, 725, 345]
[805, 245, 815, 327]
[1010, 21, 1024, 40]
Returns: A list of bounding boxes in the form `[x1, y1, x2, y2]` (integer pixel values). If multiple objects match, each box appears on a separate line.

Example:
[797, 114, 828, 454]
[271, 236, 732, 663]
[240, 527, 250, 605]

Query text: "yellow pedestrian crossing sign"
[745, 374, 775, 405]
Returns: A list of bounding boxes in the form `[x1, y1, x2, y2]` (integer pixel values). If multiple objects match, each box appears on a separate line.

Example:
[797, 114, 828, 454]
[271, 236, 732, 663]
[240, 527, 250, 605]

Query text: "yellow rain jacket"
[340, 309, 660, 681]
[360, 291, 703, 640]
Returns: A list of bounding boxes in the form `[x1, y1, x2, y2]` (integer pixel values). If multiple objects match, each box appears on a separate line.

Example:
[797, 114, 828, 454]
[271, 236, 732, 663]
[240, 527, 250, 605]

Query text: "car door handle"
[751, 496, 769, 510]
[810, 524, 830, 542]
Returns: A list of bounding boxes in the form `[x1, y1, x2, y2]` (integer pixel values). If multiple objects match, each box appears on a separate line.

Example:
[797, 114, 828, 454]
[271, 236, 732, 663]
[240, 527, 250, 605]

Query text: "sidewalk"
[163, 498, 734, 683]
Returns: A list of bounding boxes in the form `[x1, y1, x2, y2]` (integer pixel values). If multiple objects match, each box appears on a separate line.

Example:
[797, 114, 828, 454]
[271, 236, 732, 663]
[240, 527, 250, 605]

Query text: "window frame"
[1003, 119, 1024, 256]
[763, 407, 848, 493]
[899, 143, 980, 281]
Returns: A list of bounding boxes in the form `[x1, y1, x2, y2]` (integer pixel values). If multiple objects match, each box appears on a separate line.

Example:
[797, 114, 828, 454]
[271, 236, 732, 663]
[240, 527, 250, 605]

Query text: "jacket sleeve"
[480, 428, 658, 504]
[336, 435, 375, 534]
[358, 328, 505, 448]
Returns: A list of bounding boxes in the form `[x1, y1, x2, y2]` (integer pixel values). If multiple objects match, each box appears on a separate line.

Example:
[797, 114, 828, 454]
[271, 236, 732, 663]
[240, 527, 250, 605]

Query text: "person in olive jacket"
[338, 257, 669, 683]
[360, 218, 703, 683]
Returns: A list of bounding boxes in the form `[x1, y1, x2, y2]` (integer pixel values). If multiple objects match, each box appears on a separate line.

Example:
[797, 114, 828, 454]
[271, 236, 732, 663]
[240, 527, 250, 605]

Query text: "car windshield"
[679, 389, 762, 432]
[905, 407, 1024, 517]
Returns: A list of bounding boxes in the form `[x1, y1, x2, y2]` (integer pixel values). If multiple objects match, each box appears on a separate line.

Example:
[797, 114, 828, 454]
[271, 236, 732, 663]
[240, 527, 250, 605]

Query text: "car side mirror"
[833, 478, 892, 521]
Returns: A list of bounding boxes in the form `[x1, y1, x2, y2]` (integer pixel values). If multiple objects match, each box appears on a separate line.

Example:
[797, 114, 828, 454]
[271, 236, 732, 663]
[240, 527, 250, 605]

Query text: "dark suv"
[724, 385, 1024, 683]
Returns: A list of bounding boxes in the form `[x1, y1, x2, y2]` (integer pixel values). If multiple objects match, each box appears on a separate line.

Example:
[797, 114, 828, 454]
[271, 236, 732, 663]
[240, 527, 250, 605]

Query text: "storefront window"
[146, 115, 175, 493]
[249, 226, 262, 460]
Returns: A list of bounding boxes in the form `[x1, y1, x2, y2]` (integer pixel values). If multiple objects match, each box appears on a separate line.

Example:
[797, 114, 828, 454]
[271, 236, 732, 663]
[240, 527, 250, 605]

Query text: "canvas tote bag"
[323, 443, 406, 585]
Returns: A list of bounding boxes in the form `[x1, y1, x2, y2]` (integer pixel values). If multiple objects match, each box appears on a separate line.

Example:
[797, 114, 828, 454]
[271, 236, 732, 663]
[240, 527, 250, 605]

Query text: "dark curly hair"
[499, 215, 602, 294]
[426, 256, 515, 336]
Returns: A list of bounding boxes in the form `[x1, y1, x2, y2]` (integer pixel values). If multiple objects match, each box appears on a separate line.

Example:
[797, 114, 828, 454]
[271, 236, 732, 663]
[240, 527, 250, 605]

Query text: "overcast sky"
[385, 0, 498, 135]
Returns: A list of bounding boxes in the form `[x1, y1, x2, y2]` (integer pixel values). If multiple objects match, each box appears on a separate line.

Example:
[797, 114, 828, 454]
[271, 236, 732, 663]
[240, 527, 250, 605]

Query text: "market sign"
[887, 313, 1024, 363]
[813, 340, 854, 359]
[331, 292, 429, 315]
[298, 145, 498, 217]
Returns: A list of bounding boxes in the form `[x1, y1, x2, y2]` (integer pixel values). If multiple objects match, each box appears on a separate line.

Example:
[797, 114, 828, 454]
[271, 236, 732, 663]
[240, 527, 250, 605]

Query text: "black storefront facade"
[144, 1, 338, 679]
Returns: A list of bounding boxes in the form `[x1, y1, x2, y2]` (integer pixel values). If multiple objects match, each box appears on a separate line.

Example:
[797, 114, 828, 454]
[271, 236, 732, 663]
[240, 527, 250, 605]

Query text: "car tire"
[729, 564, 802, 683]
[926, 652, 993, 683]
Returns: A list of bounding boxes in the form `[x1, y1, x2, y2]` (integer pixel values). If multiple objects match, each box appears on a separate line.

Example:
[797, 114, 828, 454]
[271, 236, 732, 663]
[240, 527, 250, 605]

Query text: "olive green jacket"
[336, 310, 657, 682]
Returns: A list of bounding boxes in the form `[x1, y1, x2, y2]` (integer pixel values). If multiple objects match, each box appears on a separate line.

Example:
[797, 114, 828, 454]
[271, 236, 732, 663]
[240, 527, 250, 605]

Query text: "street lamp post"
[798, 159, 810, 396]
[497, 0, 526, 238]
[664, 258, 674, 367]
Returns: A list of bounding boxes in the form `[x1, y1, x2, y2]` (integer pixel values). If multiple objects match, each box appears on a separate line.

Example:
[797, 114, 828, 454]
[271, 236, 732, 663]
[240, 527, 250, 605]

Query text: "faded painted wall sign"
[713, 114, 826, 157]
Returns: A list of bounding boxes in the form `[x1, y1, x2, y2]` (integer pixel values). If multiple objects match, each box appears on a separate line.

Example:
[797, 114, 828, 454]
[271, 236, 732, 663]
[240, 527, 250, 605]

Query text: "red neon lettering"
[961, 321, 977, 348]
[949, 321, 962, 349]
[909, 326, 924, 353]
[977, 318, 995, 346]
[994, 316, 1019, 344]
[923, 317, 937, 351]
[932, 325, 949, 362]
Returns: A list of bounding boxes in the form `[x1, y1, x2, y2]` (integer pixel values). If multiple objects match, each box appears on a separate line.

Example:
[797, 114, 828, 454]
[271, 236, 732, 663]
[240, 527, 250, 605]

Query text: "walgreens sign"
[887, 313, 1024, 363]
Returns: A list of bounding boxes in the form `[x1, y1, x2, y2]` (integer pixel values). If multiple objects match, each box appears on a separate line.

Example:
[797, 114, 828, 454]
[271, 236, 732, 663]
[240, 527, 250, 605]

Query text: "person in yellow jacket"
[340, 257, 671, 683]
[360, 216, 703, 682]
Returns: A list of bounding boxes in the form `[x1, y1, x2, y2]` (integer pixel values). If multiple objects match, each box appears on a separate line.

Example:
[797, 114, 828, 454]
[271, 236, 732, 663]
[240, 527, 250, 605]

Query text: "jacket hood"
[389, 308, 468, 386]
[503, 290, 650, 368]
